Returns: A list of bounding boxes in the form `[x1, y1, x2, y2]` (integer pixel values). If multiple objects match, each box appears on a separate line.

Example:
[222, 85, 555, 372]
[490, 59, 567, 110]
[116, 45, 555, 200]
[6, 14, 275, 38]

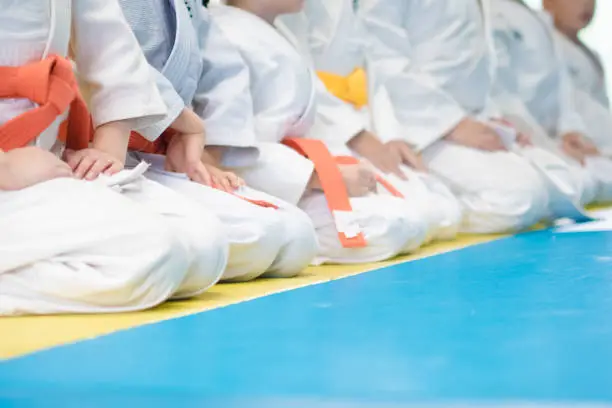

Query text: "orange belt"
[317, 68, 368, 109]
[335, 155, 404, 199]
[236, 196, 278, 210]
[283, 137, 367, 248]
[0, 55, 92, 151]
[128, 131, 168, 155]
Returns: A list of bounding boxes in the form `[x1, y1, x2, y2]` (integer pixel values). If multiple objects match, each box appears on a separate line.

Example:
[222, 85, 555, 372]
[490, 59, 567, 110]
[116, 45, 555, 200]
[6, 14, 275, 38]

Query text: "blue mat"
[1, 230, 612, 407]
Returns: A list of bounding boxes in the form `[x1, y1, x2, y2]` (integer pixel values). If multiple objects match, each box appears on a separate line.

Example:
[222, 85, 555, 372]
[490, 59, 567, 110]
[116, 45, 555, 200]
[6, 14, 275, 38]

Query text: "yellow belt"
[317, 68, 368, 109]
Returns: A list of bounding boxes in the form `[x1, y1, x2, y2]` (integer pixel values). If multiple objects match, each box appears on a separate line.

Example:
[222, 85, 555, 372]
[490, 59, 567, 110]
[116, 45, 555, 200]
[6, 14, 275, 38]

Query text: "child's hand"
[206, 164, 244, 193]
[0, 147, 73, 190]
[171, 108, 205, 135]
[201, 148, 244, 192]
[580, 135, 600, 156]
[64, 148, 124, 180]
[348, 130, 405, 178]
[165, 132, 213, 185]
[69, 120, 130, 180]
[561, 132, 597, 165]
[516, 132, 533, 147]
[385, 140, 427, 172]
[339, 162, 377, 197]
[166, 108, 214, 185]
[446, 117, 507, 151]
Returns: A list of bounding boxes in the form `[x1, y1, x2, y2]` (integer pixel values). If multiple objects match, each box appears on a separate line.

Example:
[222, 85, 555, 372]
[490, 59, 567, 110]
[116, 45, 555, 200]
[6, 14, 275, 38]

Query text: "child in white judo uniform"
[490, 0, 612, 203]
[544, 0, 612, 155]
[358, 0, 557, 233]
[277, 0, 463, 243]
[0, 0, 230, 315]
[209, 0, 428, 265]
[119, 0, 318, 282]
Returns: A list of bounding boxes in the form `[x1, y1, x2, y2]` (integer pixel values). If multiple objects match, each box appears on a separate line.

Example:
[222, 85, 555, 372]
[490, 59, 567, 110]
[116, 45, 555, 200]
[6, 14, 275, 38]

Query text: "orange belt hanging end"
[283, 137, 367, 248]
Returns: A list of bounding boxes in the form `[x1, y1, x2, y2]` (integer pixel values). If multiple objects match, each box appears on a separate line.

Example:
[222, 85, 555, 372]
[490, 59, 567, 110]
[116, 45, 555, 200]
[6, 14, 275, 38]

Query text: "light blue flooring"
[2, 230, 612, 407]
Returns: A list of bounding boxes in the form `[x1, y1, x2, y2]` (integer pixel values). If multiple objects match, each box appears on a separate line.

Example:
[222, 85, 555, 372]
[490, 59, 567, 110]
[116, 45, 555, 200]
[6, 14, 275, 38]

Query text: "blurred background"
[525, 0, 612, 98]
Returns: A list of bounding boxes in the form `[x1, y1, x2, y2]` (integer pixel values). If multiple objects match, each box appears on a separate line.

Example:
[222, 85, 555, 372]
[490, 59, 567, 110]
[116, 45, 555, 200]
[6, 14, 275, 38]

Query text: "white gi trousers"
[235, 144, 429, 265]
[423, 141, 550, 233]
[129, 153, 318, 282]
[0, 178, 202, 315]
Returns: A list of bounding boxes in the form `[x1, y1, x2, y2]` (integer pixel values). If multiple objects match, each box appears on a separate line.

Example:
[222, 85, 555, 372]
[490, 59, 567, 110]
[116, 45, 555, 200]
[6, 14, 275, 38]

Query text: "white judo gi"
[559, 34, 609, 108]
[0, 0, 228, 315]
[277, 0, 462, 243]
[358, 0, 553, 233]
[210, 4, 427, 265]
[119, 0, 317, 282]
[557, 31, 612, 155]
[485, 0, 597, 207]
[489, 0, 612, 203]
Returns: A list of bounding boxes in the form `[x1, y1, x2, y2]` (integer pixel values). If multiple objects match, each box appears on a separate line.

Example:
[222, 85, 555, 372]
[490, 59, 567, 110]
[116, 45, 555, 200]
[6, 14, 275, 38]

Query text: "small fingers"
[85, 159, 113, 180]
[219, 176, 233, 193]
[380, 158, 402, 177]
[192, 171, 213, 187]
[210, 175, 221, 190]
[191, 164, 213, 186]
[228, 173, 244, 189]
[104, 160, 124, 176]
[398, 144, 427, 171]
[65, 151, 83, 171]
[74, 156, 95, 179]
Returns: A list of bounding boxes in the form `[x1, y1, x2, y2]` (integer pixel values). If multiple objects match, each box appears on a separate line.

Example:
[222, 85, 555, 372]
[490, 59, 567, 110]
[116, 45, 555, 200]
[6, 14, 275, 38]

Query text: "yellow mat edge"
[0, 233, 505, 359]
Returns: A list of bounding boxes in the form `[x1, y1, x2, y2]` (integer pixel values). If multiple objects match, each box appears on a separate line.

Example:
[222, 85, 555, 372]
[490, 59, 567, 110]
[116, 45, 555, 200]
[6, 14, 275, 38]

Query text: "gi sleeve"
[359, 0, 467, 151]
[191, 7, 258, 148]
[71, 0, 166, 134]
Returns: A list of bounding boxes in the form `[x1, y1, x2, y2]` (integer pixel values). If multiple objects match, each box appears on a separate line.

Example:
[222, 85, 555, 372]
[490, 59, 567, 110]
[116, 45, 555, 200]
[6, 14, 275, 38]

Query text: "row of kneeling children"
[1, 0, 610, 315]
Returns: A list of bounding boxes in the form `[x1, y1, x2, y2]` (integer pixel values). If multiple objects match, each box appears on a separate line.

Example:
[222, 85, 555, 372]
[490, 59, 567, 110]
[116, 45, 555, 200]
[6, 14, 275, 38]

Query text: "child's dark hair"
[203, 0, 209, 6]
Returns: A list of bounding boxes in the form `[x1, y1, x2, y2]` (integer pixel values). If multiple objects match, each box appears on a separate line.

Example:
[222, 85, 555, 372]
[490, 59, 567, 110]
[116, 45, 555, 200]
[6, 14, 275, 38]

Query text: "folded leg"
[119, 175, 229, 296]
[135, 153, 316, 282]
[377, 165, 462, 243]
[423, 141, 549, 233]
[300, 192, 428, 265]
[0, 179, 190, 315]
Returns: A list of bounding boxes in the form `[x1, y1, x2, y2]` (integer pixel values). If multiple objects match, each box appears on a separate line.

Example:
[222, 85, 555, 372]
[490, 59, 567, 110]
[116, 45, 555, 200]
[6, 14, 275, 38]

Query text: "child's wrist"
[171, 108, 205, 135]
[348, 129, 379, 156]
[93, 122, 130, 163]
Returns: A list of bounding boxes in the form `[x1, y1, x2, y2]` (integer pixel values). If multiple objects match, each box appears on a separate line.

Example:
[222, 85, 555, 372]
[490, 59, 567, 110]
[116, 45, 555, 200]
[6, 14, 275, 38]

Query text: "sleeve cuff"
[205, 123, 258, 148]
[133, 94, 185, 141]
[237, 143, 314, 206]
[404, 111, 466, 152]
[91, 93, 168, 133]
